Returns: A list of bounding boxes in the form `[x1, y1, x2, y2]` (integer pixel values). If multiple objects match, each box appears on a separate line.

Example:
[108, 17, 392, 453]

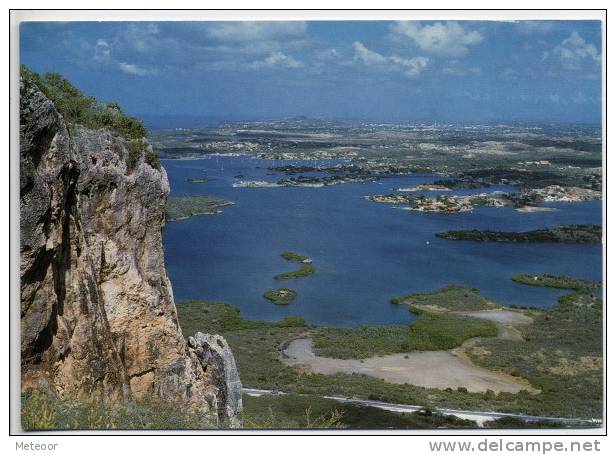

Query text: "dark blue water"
[162, 156, 602, 327]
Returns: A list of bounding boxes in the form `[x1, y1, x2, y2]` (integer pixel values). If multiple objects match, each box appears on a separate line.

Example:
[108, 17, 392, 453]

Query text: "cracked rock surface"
[20, 77, 241, 426]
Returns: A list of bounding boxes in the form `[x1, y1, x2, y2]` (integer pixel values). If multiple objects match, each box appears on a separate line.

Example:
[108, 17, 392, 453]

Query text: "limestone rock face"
[188, 333, 243, 428]
[19, 78, 241, 425]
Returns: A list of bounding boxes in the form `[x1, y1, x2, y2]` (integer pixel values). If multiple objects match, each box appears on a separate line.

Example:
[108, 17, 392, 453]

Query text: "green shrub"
[405, 308, 498, 351]
[145, 150, 161, 171]
[21, 389, 217, 430]
[313, 325, 411, 359]
[20, 65, 147, 141]
[391, 284, 494, 311]
[175, 300, 307, 335]
[126, 140, 145, 172]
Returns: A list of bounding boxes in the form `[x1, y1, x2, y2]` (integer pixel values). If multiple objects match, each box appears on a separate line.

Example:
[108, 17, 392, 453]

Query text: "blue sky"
[20, 20, 603, 125]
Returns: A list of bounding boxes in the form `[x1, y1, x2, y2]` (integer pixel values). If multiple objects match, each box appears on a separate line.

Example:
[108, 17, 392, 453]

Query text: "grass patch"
[311, 303, 499, 359]
[274, 263, 315, 280]
[312, 309, 497, 357]
[391, 285, 495, 311]
[175, 300, 307, 336]
[165, 195, 234, 221]
[404, 307, 498, 351]
[313, 325, 412, 359]
[21, 389, 217, 430]
[263, 288, 297, 305]
[512, 274, 601, 291]
[243, 394, 477, 429]
[242, 394, 345, 429]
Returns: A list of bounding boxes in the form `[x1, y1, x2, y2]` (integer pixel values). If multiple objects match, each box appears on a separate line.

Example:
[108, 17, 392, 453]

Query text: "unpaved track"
[454, 309, 533, 341]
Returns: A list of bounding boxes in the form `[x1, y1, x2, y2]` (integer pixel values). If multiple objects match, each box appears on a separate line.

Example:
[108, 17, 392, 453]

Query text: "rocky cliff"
[19, 76, 242, 427]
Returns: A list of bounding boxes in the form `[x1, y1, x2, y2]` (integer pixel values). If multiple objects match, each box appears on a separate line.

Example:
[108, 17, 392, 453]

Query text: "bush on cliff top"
[20, 65, 148, 141]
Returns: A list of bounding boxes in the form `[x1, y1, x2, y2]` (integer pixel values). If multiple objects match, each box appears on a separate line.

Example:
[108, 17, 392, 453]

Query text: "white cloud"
[391, 21, 482, 58]
[206, 21, 307, 44]
[122, 23, 161, 53]
[515, 21, 555, 34]
[118, 61, 152, 76]
[554, 31, 601, 71]
[390, 55, 429, 77]
[89, 31, 158, 76]
[93, 39, 111, 62]
[247, 52, 304, 69]
[353, 42, 428, 78]
[353, 42, 388, 65]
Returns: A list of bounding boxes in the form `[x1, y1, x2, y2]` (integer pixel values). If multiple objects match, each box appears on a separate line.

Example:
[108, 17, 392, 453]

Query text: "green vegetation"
[263, 288, 298, 305]
[175, 301, 307, 336]
[313, 325, 412, 359]
[243, 395, 477, 429]
[391, 284, 495, 311]
[281, 251, 309, 262]
[21, 65, 161, 173]
[177, 301, 505, 415]
[273, 251, 315, 280]
[274, 263, 315, 280]
[126, 138, 161, 172]
[21, 65, 147, 140]
[145, 149, 161, 171]
[512, 274, 601, 290]
[312, 308, 497, 358]
[21, 389, 217, 430]
[467, 292, 603, 419]
[436, 225, 602, 244]
[176, 296, 602, 420]
[242, 394, 345, 429]
[405, 307, 498, 351]
[165, 195, 234, 221]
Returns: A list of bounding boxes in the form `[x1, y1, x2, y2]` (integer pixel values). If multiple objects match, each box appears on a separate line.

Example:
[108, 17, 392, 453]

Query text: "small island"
[263, 288, 298, 305]
[273, 251, 315, 280]
[165, 195, 234, 221]
[368, 185, 601, 214]
[186, 177, 209, 183]
[435, 224, 601, 244]
[512, 274, 601, 290]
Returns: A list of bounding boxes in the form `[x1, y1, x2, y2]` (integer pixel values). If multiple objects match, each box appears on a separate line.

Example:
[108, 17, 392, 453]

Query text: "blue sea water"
[162, 156, 603, 327]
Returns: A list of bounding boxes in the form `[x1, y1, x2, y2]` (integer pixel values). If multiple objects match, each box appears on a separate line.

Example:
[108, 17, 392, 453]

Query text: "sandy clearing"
[455, 309, 533, 326]
[282, 338, 535, 394]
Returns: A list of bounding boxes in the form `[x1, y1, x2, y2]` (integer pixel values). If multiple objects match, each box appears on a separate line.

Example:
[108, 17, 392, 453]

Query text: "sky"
[20, 20, 603, 125]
